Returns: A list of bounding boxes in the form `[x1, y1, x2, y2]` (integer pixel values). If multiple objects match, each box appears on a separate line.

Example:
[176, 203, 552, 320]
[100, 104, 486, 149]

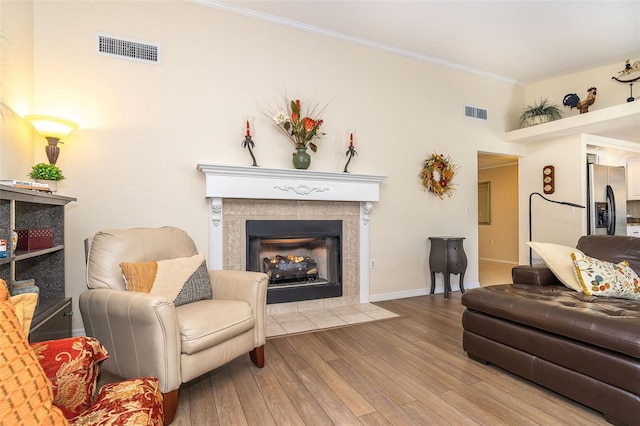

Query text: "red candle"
[246, 120, 251, 137]
[349, 132, 353, 147]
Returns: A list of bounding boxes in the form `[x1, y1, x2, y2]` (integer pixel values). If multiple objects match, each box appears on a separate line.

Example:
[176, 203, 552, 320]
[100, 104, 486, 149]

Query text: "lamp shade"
[24, 115, 79, 141]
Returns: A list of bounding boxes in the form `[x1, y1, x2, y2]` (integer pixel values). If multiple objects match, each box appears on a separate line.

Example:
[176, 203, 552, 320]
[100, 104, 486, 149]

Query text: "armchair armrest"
[79, 289, 182, 393]
[512, 264, 562, 286]
[208, 270, 268, 347]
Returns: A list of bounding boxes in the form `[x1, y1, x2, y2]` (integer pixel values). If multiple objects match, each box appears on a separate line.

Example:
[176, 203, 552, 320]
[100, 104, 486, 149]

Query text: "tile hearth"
[266, 303, 399, 337]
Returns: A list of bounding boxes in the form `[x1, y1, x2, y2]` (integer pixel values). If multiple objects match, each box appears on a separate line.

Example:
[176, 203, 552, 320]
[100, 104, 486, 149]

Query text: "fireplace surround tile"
[223, 199, 360, 311]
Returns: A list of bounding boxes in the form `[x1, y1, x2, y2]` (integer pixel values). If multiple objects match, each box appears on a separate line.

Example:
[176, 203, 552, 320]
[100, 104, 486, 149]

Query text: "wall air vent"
[465, 105, 488, 121]
[96, 33, 160, 64]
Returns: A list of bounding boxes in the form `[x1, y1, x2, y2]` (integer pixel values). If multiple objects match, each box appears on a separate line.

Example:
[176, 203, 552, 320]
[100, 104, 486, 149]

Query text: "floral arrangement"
[270, 98, 326, 152]
[420, 153, 458, 199]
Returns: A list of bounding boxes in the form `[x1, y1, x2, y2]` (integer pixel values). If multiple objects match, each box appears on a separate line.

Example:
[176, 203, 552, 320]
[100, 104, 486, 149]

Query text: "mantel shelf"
[197, 164, 386, 202]
[505, 102, 640, 144]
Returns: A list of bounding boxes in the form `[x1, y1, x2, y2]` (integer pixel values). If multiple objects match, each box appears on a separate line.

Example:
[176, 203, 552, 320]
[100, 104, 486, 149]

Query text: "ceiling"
[212, 0, 640, 84]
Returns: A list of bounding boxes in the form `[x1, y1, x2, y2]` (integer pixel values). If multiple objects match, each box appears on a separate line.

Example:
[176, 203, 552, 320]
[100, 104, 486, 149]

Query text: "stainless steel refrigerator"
[587, 164, 627, 235]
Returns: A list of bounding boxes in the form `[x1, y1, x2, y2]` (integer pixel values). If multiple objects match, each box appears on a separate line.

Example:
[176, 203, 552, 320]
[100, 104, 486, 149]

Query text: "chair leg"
[250, 345, 265, 368]
[163, 389, 179, 424]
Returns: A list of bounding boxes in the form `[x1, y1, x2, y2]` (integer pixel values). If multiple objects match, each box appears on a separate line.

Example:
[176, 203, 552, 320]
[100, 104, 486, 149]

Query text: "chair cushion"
[69, 376, 163, 426]
[120, 253, 212, 306]
[177, 299, 256, 354]
[0, 281, 68, 425]
[31, 337, 109, 419]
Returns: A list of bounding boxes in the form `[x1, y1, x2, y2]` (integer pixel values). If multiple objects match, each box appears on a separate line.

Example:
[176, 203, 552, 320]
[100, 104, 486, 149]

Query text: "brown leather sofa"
[462, 235, 640, 426]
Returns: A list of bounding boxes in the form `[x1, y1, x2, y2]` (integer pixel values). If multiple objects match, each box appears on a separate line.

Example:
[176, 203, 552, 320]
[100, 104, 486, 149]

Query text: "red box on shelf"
[16, 229, 53, 250]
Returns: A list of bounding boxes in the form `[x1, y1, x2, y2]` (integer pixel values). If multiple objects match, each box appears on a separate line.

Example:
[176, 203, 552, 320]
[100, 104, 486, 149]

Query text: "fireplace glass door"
[246, 220, 342, 304]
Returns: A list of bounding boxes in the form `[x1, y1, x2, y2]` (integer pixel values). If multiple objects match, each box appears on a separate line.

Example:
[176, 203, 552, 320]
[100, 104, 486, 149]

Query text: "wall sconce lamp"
[24, 115, 79, 165]
[529, 192, 585, 265]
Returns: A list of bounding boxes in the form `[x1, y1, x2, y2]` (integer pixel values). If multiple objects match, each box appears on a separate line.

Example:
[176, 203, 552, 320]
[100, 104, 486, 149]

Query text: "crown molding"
[188, 0, 521, 85]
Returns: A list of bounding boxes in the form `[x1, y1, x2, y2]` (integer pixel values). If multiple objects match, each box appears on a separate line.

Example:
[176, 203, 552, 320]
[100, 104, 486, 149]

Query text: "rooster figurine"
[563, 87, 597, 114]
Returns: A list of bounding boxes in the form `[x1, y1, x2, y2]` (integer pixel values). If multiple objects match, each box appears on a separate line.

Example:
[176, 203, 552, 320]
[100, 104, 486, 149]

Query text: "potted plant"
[519, 98, 562, 128]
[28, 163, 65, 192]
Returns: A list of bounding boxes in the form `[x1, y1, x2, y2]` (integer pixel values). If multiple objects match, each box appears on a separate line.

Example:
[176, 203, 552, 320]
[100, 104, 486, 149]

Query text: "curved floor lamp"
[529, 192, 585, 265]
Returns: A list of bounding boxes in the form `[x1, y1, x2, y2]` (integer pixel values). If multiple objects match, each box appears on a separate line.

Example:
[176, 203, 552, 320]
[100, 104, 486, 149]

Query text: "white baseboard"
[370, 281, 480, 302]
[479, 257, 518, 265]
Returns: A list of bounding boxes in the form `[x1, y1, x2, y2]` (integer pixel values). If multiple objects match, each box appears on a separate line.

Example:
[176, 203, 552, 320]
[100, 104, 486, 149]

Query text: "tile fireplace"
[197, 164, 385, 305]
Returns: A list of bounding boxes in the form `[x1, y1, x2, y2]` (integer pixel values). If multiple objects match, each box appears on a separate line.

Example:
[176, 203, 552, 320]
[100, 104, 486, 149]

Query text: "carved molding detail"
[210, 198, 222, 226]
[273, 184, 330, 196]
[362, 202, 373, 225]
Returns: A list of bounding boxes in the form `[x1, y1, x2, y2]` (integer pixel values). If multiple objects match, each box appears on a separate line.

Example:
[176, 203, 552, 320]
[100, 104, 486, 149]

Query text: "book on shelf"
[0, 180, 50, 190]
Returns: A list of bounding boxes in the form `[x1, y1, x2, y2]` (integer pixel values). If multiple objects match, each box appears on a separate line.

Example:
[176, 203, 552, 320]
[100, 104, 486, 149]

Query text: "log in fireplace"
[246, 220, 342, 304]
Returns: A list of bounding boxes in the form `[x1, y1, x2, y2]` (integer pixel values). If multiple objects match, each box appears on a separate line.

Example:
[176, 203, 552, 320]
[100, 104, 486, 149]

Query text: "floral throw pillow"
[31, 336, 109, 419]
[571, 252, 640, 300]
[73, 376, 164, 425]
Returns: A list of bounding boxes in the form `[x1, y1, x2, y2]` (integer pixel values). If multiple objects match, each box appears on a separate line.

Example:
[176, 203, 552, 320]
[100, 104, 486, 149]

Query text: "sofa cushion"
[31, 337, 109, 419]
[0, 281, 68, 425]
[121, 253, 212, 306]
[571, 252, 640, 300]
[461, 284, 640, 359]
[10, 292, 38, 335]
[70, 376, 163, 425]
[177, 299, 255, 354]
[527, 242, 583, 291]
[577, 234, 640, 274]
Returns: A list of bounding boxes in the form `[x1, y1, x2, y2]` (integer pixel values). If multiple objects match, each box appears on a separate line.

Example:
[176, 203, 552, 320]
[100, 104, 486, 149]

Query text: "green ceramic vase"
[292, 146, 311, 170]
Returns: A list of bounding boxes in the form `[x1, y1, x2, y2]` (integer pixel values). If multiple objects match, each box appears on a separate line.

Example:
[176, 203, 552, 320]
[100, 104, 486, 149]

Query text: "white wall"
[6, 1, 530, 333]
[518, 135, 587, 263]
[0, 0, 35, 178]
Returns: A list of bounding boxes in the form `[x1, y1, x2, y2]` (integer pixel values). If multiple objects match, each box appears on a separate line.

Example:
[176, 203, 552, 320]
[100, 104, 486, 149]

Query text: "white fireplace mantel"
[197, 164, 386, 303]
[197, 164, 385, 201]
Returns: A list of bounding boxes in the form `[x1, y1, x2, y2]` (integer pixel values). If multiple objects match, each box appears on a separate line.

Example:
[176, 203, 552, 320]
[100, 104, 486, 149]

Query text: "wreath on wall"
[419, 153, 459, 199]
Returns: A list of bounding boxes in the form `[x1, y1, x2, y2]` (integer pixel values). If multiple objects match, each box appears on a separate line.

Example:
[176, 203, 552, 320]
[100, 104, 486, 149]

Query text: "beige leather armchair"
[79, 226, 268, 424]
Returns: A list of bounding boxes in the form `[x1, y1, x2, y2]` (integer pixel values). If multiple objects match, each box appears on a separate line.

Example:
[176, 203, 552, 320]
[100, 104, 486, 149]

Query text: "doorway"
[477, 153, 519, 286]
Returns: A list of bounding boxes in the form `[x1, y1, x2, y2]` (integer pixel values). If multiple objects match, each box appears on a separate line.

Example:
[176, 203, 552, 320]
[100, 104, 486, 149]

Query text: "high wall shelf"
[0, 185, 76, 342]
[505, 102, 640, 144]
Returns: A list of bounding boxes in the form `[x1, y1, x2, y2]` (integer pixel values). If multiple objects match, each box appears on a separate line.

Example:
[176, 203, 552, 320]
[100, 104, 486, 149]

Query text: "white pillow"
[527, 242, 583, 292]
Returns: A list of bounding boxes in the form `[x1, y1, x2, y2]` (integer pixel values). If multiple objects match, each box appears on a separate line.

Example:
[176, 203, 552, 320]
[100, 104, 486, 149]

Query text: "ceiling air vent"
[465, 105, 488, 121]
[96, 33, 161, 64]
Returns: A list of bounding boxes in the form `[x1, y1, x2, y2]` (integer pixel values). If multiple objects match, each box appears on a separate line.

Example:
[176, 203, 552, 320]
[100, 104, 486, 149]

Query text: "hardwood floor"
[170, 293, 607, 425]
[478, 260, 514, 286]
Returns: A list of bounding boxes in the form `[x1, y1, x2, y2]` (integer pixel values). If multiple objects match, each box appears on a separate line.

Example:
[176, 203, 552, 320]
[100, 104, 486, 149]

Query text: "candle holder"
[241, 116, 258, 167]
[343, 129, 358, 173]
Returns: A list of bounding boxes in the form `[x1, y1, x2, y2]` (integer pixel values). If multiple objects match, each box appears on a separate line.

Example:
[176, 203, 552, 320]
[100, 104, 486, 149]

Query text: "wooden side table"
[428, 237, 467, 299]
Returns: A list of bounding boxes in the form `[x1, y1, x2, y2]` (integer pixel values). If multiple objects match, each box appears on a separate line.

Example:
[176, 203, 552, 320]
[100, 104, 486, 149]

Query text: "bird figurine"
[563, 87, 597, 114]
